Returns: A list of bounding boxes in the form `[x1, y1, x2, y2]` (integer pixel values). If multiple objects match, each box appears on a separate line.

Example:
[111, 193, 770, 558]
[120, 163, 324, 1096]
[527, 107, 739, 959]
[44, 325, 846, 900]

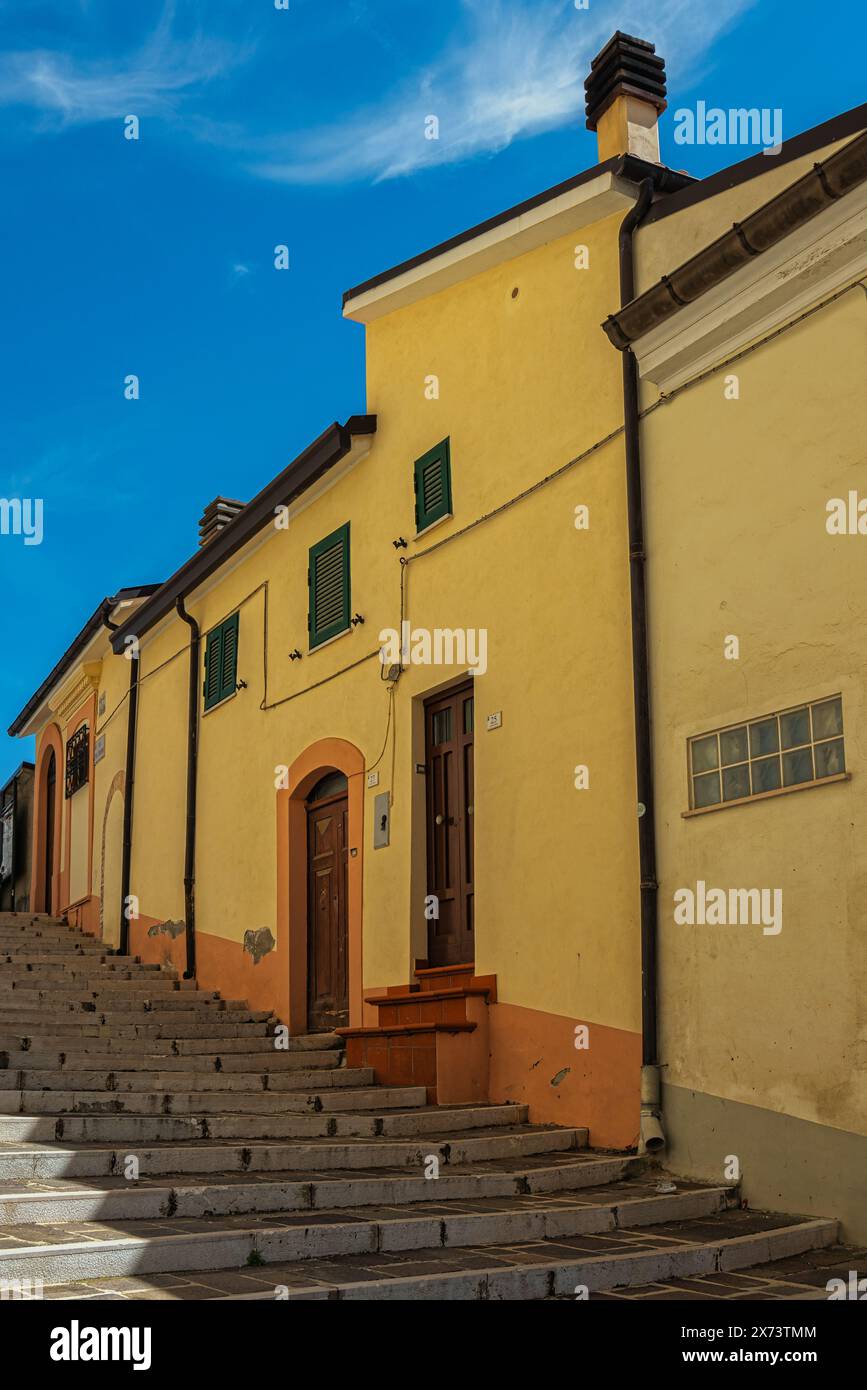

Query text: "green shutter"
[414, 439, 452, 532]
[203, 612, 239, 711]
[309, 523, 350, 649]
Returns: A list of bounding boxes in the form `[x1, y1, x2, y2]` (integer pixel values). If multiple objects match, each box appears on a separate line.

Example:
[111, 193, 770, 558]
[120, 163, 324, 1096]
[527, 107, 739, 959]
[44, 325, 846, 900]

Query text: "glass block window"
[689, 696, 845, 810]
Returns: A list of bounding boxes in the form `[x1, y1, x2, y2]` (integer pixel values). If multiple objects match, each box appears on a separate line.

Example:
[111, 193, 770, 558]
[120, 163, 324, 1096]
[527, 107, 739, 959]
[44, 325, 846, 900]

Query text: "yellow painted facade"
[17, 93, 866, 1223]
[93, 204, 645, 1143]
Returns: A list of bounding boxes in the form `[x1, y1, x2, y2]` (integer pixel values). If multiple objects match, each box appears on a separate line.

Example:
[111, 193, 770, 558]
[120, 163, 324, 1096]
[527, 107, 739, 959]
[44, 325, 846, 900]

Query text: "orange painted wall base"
[128, 914, 289, 1023]
[63, 895, 100, 937]
[488, 999, 641, 1149]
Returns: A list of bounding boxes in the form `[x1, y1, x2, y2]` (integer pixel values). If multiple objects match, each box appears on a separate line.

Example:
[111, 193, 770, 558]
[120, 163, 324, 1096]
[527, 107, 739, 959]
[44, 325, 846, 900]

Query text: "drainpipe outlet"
[639, 1063, 666, 1154]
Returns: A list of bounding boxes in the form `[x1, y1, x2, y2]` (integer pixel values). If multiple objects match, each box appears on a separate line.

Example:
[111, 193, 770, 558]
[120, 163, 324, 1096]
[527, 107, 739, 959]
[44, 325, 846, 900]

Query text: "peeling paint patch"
[550, 1067, 571, 1088]
[147, 919, 184, 939]
[243, 926, 275, 964]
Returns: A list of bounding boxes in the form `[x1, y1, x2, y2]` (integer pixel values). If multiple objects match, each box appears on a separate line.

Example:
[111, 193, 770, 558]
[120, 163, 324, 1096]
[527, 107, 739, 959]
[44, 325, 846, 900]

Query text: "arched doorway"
[34, 730, 63, 916]
[276, 738, 364, 1036]
[306, 770, 349, 1031]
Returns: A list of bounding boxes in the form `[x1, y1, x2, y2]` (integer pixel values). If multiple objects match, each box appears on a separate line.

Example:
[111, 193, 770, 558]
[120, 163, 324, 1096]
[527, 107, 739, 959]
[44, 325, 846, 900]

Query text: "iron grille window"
[689, 696, 845, 811]
[65, 724, 89, 798]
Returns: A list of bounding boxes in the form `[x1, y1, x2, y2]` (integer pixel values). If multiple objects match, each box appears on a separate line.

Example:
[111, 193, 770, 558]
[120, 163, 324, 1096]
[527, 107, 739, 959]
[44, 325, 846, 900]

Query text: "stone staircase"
[0, 914, 839, 1300]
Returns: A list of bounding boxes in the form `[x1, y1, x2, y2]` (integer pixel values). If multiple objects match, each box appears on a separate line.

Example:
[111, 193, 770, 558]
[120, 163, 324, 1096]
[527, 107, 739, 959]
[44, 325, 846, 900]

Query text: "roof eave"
[342, 155, 694, 319]
[110, 415, 377, 654]
[603, 127, 867, 350]
[7, 586, 161, 738]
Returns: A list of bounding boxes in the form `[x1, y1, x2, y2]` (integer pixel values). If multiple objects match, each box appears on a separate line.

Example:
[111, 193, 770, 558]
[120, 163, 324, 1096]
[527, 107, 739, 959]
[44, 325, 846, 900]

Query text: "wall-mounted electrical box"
[373, 791, 390, 848]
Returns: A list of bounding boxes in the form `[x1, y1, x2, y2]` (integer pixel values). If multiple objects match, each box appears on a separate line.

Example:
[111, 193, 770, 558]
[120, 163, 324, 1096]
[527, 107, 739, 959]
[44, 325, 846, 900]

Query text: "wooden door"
[44, 750, 56, 915]
[306, 790, 349, 1031]
[425, 683, 474, 966]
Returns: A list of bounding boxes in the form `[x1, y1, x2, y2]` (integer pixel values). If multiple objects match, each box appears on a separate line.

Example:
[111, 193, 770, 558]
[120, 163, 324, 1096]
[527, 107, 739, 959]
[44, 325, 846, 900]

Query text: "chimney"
[198, 496, 245, 547]
[585, 32, 666, 164]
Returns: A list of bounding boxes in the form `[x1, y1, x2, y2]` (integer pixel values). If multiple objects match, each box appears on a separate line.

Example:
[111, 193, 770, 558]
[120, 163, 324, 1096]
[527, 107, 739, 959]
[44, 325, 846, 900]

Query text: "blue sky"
[1, 0, 863, 783]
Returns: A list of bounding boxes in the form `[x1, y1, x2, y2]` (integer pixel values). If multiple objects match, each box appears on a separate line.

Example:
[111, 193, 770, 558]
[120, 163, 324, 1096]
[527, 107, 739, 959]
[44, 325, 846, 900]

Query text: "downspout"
[10, 776, 18, 913]
[101, 604, 137, 957]
[175, 597, 200, 980]
[618, 177, 665, 1154]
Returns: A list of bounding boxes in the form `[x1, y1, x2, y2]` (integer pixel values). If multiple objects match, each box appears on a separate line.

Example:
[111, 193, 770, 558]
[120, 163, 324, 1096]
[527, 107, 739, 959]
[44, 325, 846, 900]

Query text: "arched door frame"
[276, 738, 364, 1034]
[32, 724, 64, 914]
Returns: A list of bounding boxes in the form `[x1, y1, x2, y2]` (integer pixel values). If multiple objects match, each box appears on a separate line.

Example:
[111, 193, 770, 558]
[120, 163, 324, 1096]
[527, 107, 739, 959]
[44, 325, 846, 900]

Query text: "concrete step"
[2, 1046, 341, 1068]
[214, 1213, 840, 1301]
[0, 1123, 585, 1179]
[0, 1067, 366, 1093]
[0, 1177, 742, 1285]
[0, 945, 109, 958]
[0, 1153, 638, 1225]
[0, 934, 102, 946]
[0, 985, 194, 1001]
[0, 1085, 426, 1117]
[0, 1011, 273, 1034]
[0, 989, 219, 1007]
[0, 969, 165, 983]
[0, 1101, 529, 1144]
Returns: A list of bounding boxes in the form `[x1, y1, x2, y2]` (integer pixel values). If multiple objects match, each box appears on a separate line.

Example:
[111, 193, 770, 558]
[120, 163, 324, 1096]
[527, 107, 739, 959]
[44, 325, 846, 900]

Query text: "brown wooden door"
[44, 750, 56, 914]
[425, 683, 474, 966]
[306, 790, 349, 1031]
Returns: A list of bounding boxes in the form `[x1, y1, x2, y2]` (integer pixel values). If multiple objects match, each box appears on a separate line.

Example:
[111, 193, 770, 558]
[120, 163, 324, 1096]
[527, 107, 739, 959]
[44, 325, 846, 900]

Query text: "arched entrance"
[276, 738, 364, 1036]
[33, 727, 63, 915]
[305, 770, 349, 1031]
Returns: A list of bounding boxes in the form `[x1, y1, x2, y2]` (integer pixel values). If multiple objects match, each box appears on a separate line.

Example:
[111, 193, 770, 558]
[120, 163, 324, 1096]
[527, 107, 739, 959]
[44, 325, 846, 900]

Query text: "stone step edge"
[0, 1187, 736, 1277]
[0, 1155, 644, 1221]
[8, 1214, 834, 1293]
[0, 1126, 587, 1174]
[221, 1218, 839, 1301]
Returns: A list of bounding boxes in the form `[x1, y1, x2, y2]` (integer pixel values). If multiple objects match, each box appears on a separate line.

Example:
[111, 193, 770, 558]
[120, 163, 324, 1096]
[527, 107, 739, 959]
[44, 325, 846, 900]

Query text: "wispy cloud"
[0, 0, 755, 180]
[249, 0, 757, 185]
[0, 1, 243, 125]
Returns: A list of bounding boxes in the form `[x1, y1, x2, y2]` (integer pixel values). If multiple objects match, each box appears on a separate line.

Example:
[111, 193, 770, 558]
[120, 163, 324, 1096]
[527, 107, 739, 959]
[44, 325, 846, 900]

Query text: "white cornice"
[343, 173, 639, 323]
[632, 186, 867, 392]
[48, 662, 101, 726]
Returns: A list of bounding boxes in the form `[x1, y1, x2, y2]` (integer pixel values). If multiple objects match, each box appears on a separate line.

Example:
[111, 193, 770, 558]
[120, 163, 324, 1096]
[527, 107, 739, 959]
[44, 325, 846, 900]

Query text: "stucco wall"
[635, 146, 867, 1225]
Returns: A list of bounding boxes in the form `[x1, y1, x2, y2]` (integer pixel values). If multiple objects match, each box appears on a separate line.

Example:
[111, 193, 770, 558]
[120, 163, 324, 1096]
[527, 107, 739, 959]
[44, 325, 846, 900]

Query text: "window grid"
[689, 697, 845, 811]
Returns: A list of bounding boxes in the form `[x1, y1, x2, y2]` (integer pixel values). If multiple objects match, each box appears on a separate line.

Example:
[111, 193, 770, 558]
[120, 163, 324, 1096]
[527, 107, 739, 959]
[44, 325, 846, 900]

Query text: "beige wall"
[635, 152, 867, 1233]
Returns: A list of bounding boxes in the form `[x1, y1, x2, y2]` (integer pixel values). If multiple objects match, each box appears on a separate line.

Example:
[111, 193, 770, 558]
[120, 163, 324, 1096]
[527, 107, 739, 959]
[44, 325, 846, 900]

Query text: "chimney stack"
[585, 32, 666, 164]
[198, 496, 245, 548]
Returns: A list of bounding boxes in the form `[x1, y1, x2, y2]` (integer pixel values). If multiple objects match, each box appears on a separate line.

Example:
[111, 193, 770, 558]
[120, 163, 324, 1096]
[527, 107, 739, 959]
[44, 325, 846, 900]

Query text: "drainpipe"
[619, 177, 665, 1155]
[101, 603, 136, 955]
[10, 776, 18, 913]
[119, 651, 139, 957]
[175, 597, 200, 980]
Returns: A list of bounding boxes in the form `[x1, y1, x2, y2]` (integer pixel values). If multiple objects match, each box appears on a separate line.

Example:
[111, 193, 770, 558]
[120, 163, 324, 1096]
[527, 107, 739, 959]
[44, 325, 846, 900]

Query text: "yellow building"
[11, 35, 696, 1153]
[605, 109, 867, 1235]
[11, 31, 865, 1235]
